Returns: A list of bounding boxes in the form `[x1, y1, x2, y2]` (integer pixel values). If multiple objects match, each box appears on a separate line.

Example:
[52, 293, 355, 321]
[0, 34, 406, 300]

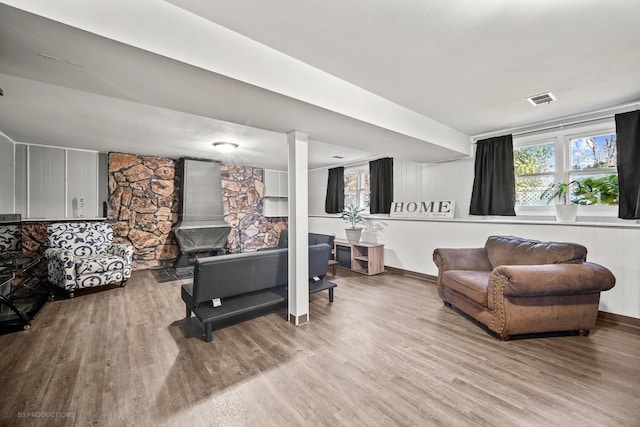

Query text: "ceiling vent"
[527, 92, 556, 106]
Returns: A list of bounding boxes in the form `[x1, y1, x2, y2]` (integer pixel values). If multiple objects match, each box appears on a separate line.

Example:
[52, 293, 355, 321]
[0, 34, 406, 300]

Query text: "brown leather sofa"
[433, 235, 615, 340]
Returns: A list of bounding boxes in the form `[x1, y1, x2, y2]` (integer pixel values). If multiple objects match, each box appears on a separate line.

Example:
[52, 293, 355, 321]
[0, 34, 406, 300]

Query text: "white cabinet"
[264, 170, 288, 197]
[263, 198, 288, 217]
[14, 144, 100, 219]
[263, 169, 288, 217]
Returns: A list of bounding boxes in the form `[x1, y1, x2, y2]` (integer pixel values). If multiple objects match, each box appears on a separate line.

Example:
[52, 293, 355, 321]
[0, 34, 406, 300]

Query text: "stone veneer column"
[108, 153, 179, 270]
[221, 165, 288, 254]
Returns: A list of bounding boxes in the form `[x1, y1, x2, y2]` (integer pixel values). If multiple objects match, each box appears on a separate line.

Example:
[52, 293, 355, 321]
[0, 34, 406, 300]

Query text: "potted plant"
[540, 180, 584, 222]
[340, 205, 366, 242]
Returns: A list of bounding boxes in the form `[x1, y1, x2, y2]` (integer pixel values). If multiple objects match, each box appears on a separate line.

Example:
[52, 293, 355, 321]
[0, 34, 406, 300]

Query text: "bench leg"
[186, 306, 192, 318]
[329, 288, 334, 303]
[204, 323, 212, 342]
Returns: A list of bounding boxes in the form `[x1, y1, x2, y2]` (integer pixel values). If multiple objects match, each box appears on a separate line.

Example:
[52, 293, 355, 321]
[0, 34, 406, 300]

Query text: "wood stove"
[173, 158, 231, 269]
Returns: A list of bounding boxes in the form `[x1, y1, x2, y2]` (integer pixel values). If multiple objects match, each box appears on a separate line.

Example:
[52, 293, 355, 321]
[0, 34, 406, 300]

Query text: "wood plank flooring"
[0, 269, 639, 426]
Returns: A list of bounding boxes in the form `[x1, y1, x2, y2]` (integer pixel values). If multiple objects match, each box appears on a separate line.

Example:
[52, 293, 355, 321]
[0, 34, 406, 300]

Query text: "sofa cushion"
[485, 235, 587, 269]
[442, 270, 491, 306]
[75, 254, 125, 275]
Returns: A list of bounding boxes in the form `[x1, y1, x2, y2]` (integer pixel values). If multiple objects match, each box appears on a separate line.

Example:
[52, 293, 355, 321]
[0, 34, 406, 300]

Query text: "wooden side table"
[334, 239, 384, 275]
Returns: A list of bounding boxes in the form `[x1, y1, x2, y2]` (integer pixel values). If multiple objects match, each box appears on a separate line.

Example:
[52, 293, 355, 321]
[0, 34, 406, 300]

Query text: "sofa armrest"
[489, 262, 615, 301]
[106, 243, 134, 278]
[433, 248, 492, 272]
[433, 247, 491, 301]
[44, 248, 76, 290]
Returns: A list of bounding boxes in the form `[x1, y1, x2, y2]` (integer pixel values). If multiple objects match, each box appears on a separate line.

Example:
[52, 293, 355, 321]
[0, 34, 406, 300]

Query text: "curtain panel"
[615, 110, 640, 219]
[469, 135, 516, 216]
[324, 166, 344, 214]
[369, 157, 394, 214]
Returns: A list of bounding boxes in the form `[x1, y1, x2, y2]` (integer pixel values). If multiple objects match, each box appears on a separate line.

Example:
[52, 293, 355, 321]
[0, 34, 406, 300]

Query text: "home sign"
[390, 200, 455, 218]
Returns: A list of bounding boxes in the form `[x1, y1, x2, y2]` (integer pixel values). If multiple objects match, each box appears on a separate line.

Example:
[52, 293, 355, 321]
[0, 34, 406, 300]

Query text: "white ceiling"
[0, 1, 639, 170]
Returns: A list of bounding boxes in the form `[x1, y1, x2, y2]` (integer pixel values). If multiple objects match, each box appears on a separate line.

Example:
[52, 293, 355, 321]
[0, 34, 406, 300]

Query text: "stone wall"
[108, 153, 287, 270]
[222, 165, 287, 253]
[108, 153, 179, 270]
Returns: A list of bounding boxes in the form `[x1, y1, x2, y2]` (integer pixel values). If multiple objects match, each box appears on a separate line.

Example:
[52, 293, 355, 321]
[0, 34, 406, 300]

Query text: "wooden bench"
[181, 244, 336, 342]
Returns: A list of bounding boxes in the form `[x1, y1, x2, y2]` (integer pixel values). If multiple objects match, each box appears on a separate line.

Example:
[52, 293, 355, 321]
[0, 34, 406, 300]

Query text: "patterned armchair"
[44, 222, 134, 297]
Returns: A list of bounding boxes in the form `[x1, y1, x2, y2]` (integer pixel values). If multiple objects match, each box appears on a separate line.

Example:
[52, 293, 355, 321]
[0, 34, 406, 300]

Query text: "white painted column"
[287, 130, 309, 325]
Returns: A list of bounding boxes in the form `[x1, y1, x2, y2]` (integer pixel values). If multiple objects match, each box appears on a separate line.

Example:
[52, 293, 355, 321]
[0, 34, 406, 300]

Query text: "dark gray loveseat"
[181, 243, 336, 341]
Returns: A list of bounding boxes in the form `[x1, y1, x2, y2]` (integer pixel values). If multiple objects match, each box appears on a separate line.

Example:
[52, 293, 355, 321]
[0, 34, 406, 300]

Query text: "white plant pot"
[345, 228, 362, 242]
[554, 203, 578, 222]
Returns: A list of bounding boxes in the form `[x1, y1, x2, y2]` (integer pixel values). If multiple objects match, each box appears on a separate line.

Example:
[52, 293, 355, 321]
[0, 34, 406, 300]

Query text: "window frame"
[343, 164, 370, 213]
[514, 120, 618, 217]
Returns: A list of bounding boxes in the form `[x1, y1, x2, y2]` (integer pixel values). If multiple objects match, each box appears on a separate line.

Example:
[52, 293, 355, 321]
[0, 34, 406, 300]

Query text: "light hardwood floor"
[1, 269, 639, 427]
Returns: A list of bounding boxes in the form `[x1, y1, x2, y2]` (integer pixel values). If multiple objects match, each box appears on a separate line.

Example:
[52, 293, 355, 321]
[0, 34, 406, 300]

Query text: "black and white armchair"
[44, 222, 134, 297]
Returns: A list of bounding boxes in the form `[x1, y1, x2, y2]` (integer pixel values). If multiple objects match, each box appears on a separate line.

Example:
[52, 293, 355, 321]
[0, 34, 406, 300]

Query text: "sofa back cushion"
[193, 249, 289, 304]
[47, 222, 113, 256]
[193, 244, 333, 304]
[485, 235, 587, 269]
[277, 230, 334, 249]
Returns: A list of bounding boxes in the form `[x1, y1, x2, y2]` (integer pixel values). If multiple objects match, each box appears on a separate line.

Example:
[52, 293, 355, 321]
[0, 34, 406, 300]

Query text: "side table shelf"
[334, 239, 384, 275]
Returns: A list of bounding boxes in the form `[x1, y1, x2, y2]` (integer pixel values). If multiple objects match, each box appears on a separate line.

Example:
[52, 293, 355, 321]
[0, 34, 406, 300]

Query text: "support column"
[287, 130, 309, 325]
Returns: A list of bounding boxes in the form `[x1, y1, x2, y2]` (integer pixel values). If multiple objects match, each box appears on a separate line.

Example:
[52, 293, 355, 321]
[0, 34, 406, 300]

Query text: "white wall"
[308, 156, 640, 319]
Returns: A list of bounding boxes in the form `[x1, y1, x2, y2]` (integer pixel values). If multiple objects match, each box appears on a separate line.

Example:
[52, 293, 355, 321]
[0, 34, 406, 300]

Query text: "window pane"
[344, 172, 358, 191]
[362, 192, 370, 210]
[571, 133, 617, 170]
[516, 175, 554, 206]
[570, 173, 619, 205]
[514, 142, 555, 175]
[344, 192, 356, 208]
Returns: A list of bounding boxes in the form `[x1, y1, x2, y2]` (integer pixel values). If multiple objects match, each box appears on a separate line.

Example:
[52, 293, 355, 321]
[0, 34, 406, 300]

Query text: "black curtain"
[370, 157, 394, 214]
[325, 167, 344, 214]
[615, 110, 640, 219]
[469, 135, 516, 216]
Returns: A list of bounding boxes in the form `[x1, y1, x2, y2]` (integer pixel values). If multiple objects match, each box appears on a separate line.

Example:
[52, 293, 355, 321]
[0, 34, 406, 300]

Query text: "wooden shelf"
[334, 239, 384, 275]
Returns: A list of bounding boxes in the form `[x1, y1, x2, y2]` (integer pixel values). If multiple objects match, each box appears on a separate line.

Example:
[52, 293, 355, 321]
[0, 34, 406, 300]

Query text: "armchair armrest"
[44, 247, 76, 290]
[489, 262, 616, 300]
[433, 248, 492, 272]
[106, 243, 134, 278]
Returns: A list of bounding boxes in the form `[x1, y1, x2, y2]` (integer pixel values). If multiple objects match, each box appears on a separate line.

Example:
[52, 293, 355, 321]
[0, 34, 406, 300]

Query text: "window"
[344, 166, 370, 211]
[569, 132, 618, 205]
[513, 123, 618, 213]
[514, 141, 555, 206]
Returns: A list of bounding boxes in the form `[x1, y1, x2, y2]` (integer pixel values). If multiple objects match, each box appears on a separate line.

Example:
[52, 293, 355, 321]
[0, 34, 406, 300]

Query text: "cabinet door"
[264, 170, 280, 197]
[278, 171, 288, 197]
[263, 198, 288, 217]
[67, 150, 98, 218]
[28, 145, 66, 219]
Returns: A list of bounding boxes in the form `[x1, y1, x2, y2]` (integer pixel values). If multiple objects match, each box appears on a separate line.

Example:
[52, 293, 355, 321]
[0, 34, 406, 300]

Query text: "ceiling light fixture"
[213, 142, 238, 153]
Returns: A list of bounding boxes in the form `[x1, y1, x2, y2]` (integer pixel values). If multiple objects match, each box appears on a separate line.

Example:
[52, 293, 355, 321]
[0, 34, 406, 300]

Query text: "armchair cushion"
[47, 222, 113, 256]
[75, 254, 126, 275]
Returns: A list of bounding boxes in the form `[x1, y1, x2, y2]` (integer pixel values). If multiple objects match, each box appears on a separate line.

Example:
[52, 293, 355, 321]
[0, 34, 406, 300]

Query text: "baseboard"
[384, 266, 436, 283]
[598, 311, 640, 332]
[288, 313, 309, 326]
